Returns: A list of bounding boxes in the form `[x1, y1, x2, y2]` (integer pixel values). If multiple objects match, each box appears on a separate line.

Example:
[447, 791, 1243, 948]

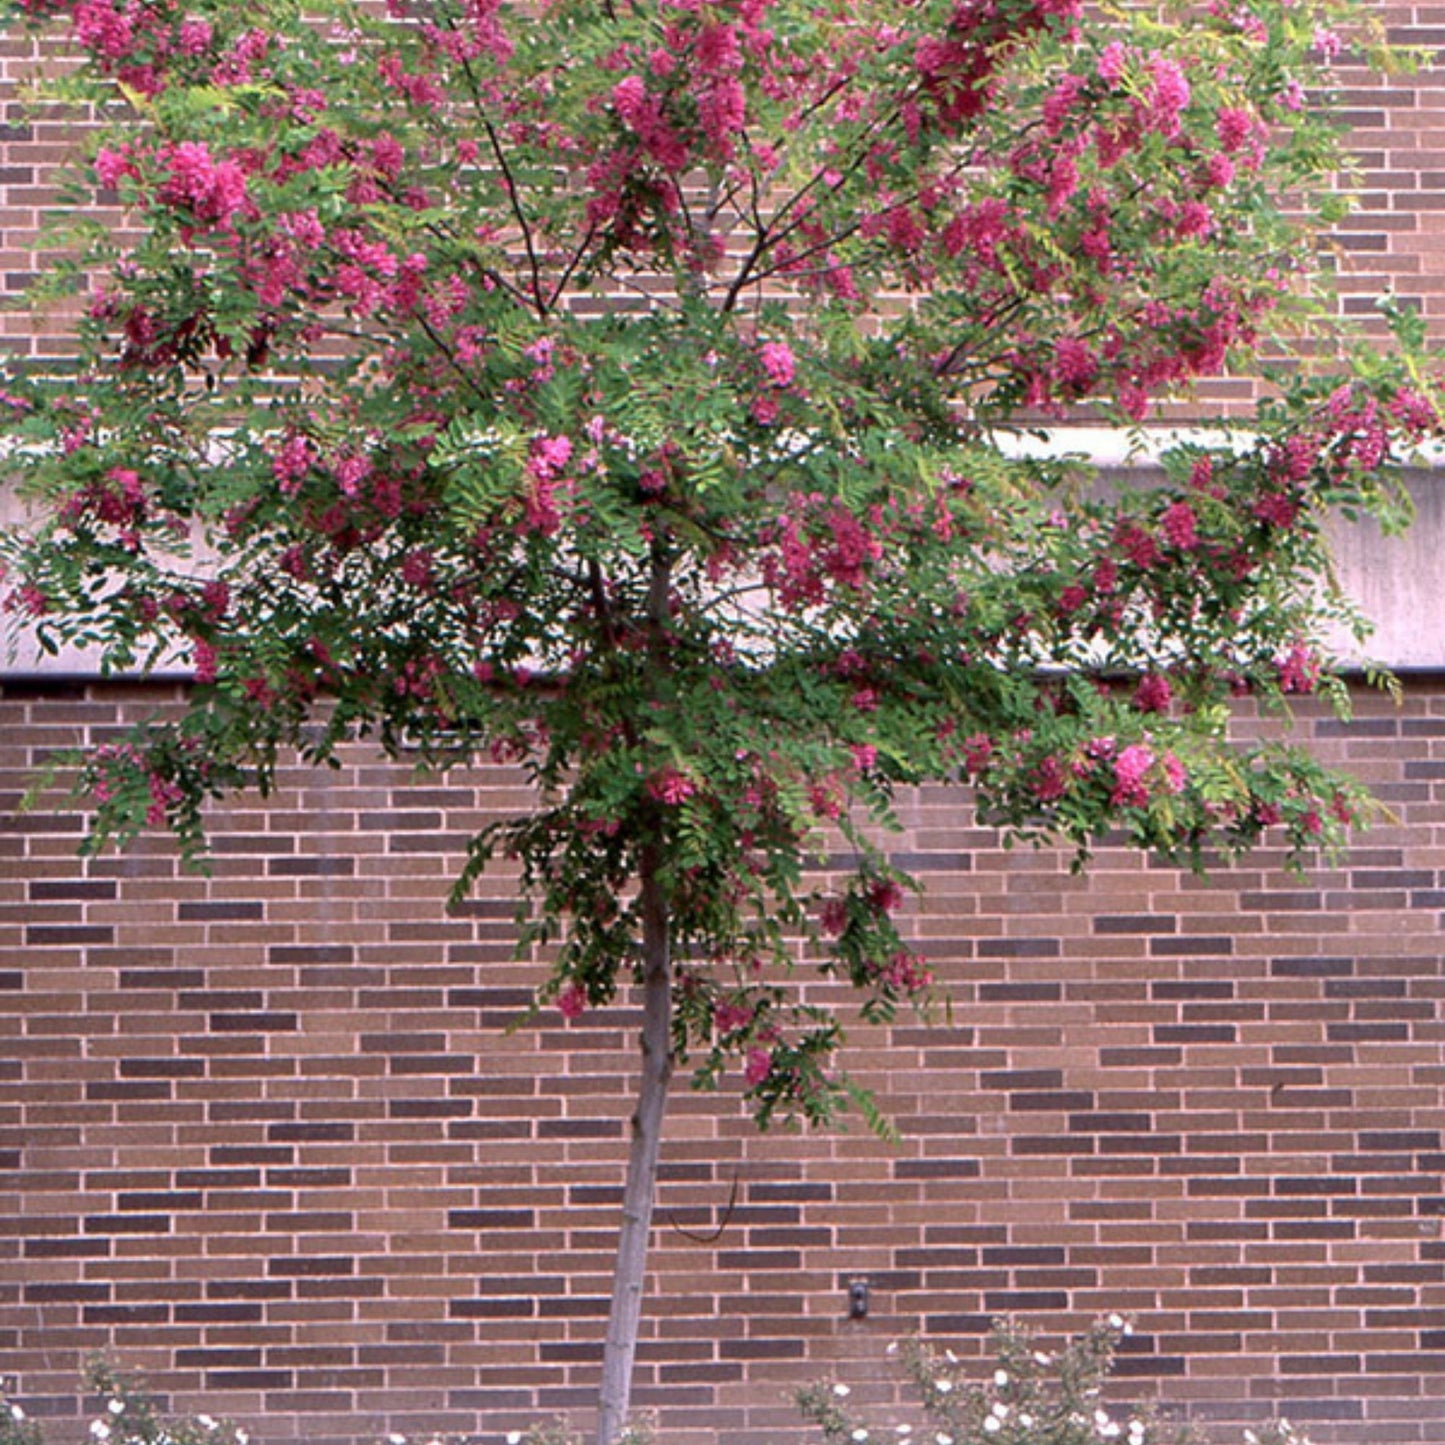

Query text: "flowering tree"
[0, 0, 1437, 1438]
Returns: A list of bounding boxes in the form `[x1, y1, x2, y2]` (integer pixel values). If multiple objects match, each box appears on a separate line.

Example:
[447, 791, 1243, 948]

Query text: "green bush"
[0, 1361, 248, 1445]
[0, 1393, 46, 1445]
[798, 1318, 1308, 1445]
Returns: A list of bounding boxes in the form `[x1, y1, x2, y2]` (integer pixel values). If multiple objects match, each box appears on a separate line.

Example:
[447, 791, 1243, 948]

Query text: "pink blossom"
[611, 74, 648, 125]
[1058, 583, 1088, 615]
[850, 743, 878, 772]
[1043, 73, 1085, 136]
[759, 341, 795, 387]
[146, 773, 183, 828]
[1111, 743, 1155, 807]
[193, 639, 218, 684]
[178, 16, 213, 53]
[1176, 201, 1214, 238]
[1134, 674, 1172, 714]
[1254, 490, 1300, 529]
[531, 433, 573, 478]
[1046, 155, 1079, 215]
[695, 22, 741, 76]
[713, 1001, 753, 1035]
[273, 434, 316, 492]
[400, 549, 434, 590]
[557, 982, 587, 1020]
[73, 0, 133, 60]
[1033, 755, 1067, 802]
[880, 951, 932, 995]
[1161, 501, 1198, 550]
[1054, 337, 1098, 392]
[824, 507, 880, 587]
[1205, 153, 1236, 189]
[332, 453, 372, 496]
[1146, 55, 1190, 134]
[162, 141, 250, 227]
[1161, 752, 1187, 794]
[1216, 106, 1255, 154]
[1276, 643, 1319, 695]
[647, 767, 696, 805]
[95, 145, 135, 189]
[868, 878, 905, 915]
[962, 734, 993, 775]
[698, 77, 746, 158]
[1389, 387, 1439, 436]
[1097, 41, 1128, 86]
[201, 580, 230, 620]
[750, 394, 779, 426]
[744, 1047, 773, 1087]
[1117, 521, 1160, 570]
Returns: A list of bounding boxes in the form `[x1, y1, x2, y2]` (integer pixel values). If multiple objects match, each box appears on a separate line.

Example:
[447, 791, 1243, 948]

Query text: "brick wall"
[2, 679, 1442, 1445]
[4, 3, 1445, 1442]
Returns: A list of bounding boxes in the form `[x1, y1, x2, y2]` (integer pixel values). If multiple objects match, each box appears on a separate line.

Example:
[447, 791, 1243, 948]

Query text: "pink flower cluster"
[761, 500, 885, 608]
[160, 141, 251, 227]
[647, 767, 697, 805]
[89, 741, 184, 826]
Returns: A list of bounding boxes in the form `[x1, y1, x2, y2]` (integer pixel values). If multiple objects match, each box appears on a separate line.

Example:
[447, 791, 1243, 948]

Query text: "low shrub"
[0, 1325, 1306, 1445]
[798, 1318, 1307, 1445]
[0, 1360, 247, 1445]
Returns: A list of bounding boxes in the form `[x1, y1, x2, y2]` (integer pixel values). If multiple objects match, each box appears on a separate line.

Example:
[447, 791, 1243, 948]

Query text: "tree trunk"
[595, 855, 673, 1445]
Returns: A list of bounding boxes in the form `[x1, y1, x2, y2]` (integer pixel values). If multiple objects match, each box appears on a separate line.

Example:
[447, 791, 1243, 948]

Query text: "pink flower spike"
[744, 1047, 772, 1087]
[759, 341, 796, 388]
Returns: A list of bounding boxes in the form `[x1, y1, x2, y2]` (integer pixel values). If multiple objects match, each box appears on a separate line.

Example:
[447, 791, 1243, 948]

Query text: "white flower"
[895, 1427, 912, 1437]
[851, 1430, 869, 1443]
[935, 1380, 953, 1395]
[993, 1369, 1009, 1388]
[90, 1423, 111, 1441]
[196, 1417, 216, 1432]
[389, 1435, 407, 1444]
[1096, 1410, 1112, 1427]
[990, 1403, 1009, 1420]
[1020, 1416, 1035, 1429]
[982, 1420, 1001, 1436]
[1033, 1351, 1052, 1366]
[935, 1436, 953, 1445]
[1128, 1422, 1146, 1443]
[505, 1434, 522, 1445]
[8, 1405, 24, 1422]
[107, 1401, 126, 1417]
[1107, 1313, 1125, 1330]
[833, 1384, 851, 1399]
